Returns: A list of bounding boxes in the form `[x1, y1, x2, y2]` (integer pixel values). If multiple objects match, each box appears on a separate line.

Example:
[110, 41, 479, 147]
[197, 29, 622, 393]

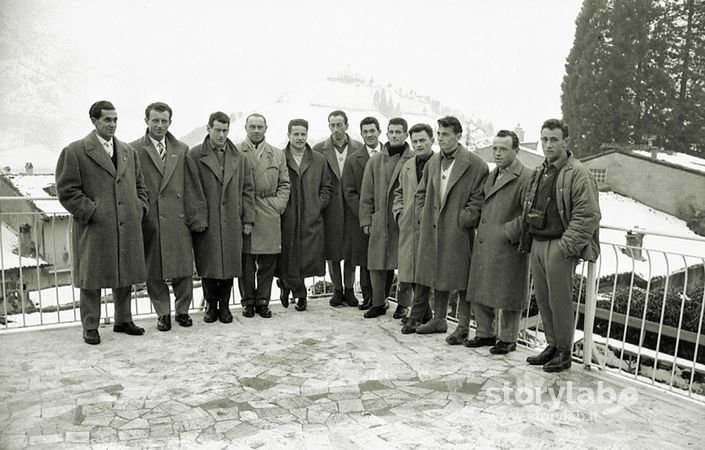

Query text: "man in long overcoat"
[392, 123, 435, 333]
[185, 111, 255, 324]
[359, 117, 412, 319]
[313, 110, 363, 307]
[446, 130, 533, 352]
[276, 119, 332, 312]
[56, 100, 148, 345]
[130, 102, 194, 332]
[238, 113, 290, 319]
[414, 116, 488, 334]
[341, 116, 385, 310]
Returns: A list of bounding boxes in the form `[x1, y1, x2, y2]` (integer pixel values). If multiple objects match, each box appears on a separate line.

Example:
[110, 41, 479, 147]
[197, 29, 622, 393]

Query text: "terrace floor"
[0, 300, 703, 449]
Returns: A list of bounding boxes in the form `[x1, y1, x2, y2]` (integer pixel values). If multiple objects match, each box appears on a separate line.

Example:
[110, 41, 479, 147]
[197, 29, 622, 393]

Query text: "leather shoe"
[401, 319, 418, 334]
[463, 336, 496, 348]
[242, 304, 255, 318]
[445, 328, 468, 345]
[113, 321, 145, 336]
[543, 351, 572, 373]
[364, 305, 386, 318]
[175, 314, 192, 327]
[83, 329, 100, 345]
[157, 315, 171, 331]
[415, 318, 448, 334]
[256, 305, 272, 318]
[278, 280, 290, 308]
[295, 298, 307, 311]
[358, 298, 372, 310]
[329, 289, 345, 307]
[218, 301, 233, 323]
[203, 301, 218, 323]
[392, 305, 407, 320]
[343, 288, 359, 307]
[490, 340, 517, 355]
[526, 345, 558, 365]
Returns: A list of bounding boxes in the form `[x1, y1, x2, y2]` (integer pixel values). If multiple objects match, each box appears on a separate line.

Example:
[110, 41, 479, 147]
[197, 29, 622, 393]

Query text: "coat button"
[481, 218, 486, 224]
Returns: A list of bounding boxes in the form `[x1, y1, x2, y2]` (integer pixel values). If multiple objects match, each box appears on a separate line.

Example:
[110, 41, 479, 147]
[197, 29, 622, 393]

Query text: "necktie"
[157, 142, 166, 161]
[103, 141, 112, 158]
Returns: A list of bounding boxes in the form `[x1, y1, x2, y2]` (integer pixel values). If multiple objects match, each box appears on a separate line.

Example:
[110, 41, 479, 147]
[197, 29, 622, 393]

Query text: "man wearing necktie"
[414, 116, 488, 334]
[56, 101, 149, 345]
[130, 102, 194, 332]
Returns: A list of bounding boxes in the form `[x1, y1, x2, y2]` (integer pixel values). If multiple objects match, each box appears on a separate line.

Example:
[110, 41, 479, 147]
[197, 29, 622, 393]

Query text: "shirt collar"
[543, 151, 569, 171]
[441, 145, 459, 160]
[366, 143, 381, 155]
[95, 131, 112, 148]
[148, 135, 165, 150]
[332, 135, 349, 150]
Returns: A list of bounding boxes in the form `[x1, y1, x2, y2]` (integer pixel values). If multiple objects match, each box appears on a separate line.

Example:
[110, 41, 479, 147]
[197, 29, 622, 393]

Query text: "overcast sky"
[6, 0, 582, 143]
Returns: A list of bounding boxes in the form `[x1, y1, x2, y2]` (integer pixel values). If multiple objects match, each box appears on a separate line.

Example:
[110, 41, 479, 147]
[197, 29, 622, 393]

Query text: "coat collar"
[84, 131, 126, 178]
[199, 136, 238, 185]
[383, 142, 412, 197]
[284, 143, 313, 176]
[139, 130, 165, 176]
[241, 138, 277, 181]
[485, 157, 525, 199]
[427, 144, 473, 209]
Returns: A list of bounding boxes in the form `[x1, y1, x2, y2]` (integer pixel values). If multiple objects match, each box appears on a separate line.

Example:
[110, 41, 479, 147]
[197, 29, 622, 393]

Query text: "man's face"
[207, 120, 229, 148]
[492, 135, 517, 169]
[387, 124, 408, 147]
[328, 115, 348, 140]
[245, 116, 267, 145]
[92, 109, 118, 140]
[288, 125, 308, 151]
[145, 109, 171, 141]
[360, 123, 380, 148]
[540, 127, 568, 163]
[410, 131, 433, 157]
[437, 125, 461, 153]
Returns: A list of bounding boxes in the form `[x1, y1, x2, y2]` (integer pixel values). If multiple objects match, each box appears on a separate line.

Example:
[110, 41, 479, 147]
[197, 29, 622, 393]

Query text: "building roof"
[0, 174, 69, 216]
[582, 148, 705, 177]
[0, 222, 49, 270]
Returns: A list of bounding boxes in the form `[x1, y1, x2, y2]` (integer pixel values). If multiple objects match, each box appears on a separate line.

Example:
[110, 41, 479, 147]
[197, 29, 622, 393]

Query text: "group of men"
[56, 100, 601, 373]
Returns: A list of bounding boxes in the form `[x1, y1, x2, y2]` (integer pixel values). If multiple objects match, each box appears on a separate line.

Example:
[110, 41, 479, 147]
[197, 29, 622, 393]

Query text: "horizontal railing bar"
[601, 223, 705, 243]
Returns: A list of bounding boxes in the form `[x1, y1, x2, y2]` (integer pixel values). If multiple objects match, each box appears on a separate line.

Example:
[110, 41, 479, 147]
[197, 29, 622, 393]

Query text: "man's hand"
[192, 225, 207, 233]
[363, 226, 370, 236]
[243, 223, 253, 235]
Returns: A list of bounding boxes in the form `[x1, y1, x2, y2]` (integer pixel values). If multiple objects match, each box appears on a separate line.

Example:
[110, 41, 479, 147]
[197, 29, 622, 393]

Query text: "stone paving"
[1, 300, 703, 449]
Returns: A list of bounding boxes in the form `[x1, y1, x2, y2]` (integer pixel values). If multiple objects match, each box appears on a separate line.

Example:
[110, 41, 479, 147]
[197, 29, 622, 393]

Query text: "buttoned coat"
[468, 158, 533, 310]
[359, 142, 412, 271]
[185, 137, 255, 279]
[56, 132, 148, 289]
[130, 131, 193, 280]
[415, 146, 488, 291]
[239, 138, 290, 255]
[313, 135, 364, 261]
[392, 155, 426, 284]
[276, 144, 332, 282]
[341, 146, 372, 267]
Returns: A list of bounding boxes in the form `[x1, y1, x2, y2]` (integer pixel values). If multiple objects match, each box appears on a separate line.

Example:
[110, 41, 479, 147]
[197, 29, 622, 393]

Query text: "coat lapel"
[324, 146, 341, 180]
[386, 144, 411, 198]
[485, 159, 523, 200]
[222, 143, 238, 189]
[255, 145, 274, 182]
[199, 142, 224, 184]
[440, 148, 470, 210]
[84, 132, 117, 177]
[142, 134, 164, 176]
[114, 139, 129, 181]
[160, 133, 179, 192]
[299, 146, 313, 176]
[407, 157, 419, 191]
[427, 154, 441, 207]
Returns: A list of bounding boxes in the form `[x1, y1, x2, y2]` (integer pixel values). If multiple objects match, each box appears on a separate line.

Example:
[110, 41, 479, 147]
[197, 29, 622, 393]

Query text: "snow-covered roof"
[1, 174, 68, 216]
[0, 222, 49, 270]
[632, 150, 705, 175]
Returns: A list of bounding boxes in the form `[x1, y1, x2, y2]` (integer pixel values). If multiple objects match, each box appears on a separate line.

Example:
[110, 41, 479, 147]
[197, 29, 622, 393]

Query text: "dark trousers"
[396, 281, 415, 308]
[407, 284, 431, 321]
[146, 276, 193, 317]
[359, 266, 372, 300]
[369, 269, 395, 307]
[531, 239, 577, 352]
[278, 277, 307, 299]
[80, 286, 132, 331]
[238, 253, 277, 307]
[327, 259, 355, 291]
[202, 278, 234, 305]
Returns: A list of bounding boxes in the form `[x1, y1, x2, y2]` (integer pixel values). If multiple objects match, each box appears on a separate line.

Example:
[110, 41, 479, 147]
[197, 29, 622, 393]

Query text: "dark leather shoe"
[242, 304, 255, 318]
[364, 305, 386, 318]
[256, 305, 272, 318]
[358, 298, 372, 310]
[294, 298, 307, 311]
[203, 301, 218, 323]
[329, 289, 345, 307]
[401, 319, 418, 334]
[543, 351, 572, 372]
[392, 305, 407, 320]
[83, 329, 100, 345]
[113, 321, 145, 336]
[526, 345, 558, 365]
[278, 280, 290, 308]
[490, 340, 517, 355]
[157, 315, 171, 332]
[218, 301, 233, 323]
[463, 336, 496, 348]
[343, 288, 359, 307]
[445, 328, 468, 345]
[175, 314, 192, 327]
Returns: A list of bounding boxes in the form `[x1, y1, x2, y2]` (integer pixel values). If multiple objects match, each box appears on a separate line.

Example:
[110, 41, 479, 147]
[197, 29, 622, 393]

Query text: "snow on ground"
[633, 150, 705, 175]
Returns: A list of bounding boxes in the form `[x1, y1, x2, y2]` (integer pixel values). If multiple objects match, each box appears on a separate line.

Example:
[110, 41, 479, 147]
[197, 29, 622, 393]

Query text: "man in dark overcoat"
[130, 102, 194, 331]
[185, 111, 255, 324]
[56, 100, 148, 345]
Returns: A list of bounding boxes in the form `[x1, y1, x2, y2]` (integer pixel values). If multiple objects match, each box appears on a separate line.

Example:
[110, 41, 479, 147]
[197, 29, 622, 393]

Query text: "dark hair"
[408, 123, 433, 139]
[541, 118, 569, 139]
[288, 119, 309, 133]
[328, 110, 348, 125]
[89, 101, 116, 120]
[208, 111, 230, 127]
[145, 102, 172, 120]
[359, 116, 381, 132]
[388, 117, 408, 133]
[496, 129, 519, 149]
[245, 113, 267, 126]
[437, 116, 462, 135]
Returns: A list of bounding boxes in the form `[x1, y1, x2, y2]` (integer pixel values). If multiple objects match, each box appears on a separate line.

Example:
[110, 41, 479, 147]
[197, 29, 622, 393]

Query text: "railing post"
[583, 261, 597, 369]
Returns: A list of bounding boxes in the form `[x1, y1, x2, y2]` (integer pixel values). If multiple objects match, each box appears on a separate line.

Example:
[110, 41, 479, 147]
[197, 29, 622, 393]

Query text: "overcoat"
[276, 144, 332, 282]
[185, 136, 255, 279]
[56, 132, 148, 289]
[130, 131, 193, 280]
[239, 138, 290, 255]
[414, 145, 488, 291]
[468, 158, 533, 310]
[341, 146, 371, 266]
[359, 142, 412, 271]
[313, 135, 363, 261]
[391, 155, 423, 284]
